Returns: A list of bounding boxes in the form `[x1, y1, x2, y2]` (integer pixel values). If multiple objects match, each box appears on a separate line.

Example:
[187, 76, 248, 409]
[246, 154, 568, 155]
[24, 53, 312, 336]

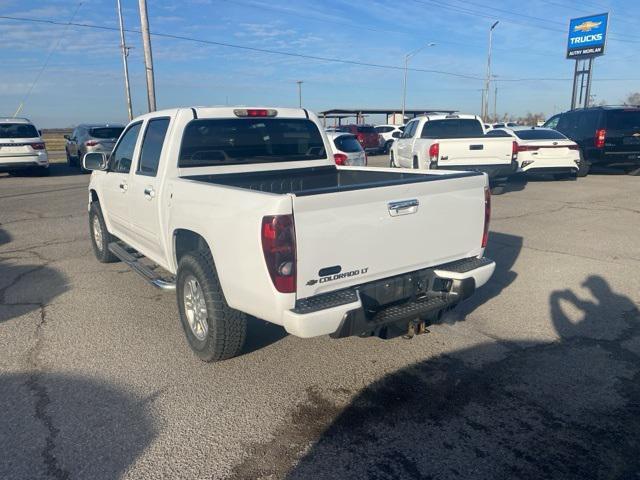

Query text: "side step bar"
[108, 242, 176, 291]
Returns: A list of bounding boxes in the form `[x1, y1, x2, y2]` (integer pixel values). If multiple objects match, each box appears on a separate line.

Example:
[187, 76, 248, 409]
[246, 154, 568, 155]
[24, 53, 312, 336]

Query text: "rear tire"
[576, 155, 590, 177]
[176, 250, 247, 362]
[89, 202, 118, 263]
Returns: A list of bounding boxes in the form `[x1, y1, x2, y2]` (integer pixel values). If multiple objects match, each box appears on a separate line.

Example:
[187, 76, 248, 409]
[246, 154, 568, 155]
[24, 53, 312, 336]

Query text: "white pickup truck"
[390, 114, 518, 179]
[84, 107, 495, 362]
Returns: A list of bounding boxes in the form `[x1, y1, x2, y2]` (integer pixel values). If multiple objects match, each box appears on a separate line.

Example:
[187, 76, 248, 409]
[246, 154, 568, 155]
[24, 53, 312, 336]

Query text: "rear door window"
[606, 110, 640, 133]
[90, 127, 125, 139]
[179, 118, 326, 167]
[137, 118, 170, 176]
[334, 135, 363, 153]
[0, 123, 39, 139]
[421, 119, 484, 138]
[575, 111, 600, 139]
[513, 129, 567, 140]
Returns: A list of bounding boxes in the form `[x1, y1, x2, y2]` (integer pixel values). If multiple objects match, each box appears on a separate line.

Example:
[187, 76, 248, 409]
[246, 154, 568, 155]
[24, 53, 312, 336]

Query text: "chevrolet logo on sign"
[574, 21, 602, 33]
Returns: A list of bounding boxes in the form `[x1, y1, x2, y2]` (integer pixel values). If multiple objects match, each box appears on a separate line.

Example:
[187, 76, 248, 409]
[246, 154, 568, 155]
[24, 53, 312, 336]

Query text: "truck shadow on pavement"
[231, 275, 640, 480]
[0, 227, 70, 324]
[0, 372, 157, 480]
[443, 231, 522, 326]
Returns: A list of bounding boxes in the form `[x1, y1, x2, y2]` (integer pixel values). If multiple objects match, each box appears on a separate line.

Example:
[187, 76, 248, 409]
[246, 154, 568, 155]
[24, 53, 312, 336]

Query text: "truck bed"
[184, 166, 481, 196]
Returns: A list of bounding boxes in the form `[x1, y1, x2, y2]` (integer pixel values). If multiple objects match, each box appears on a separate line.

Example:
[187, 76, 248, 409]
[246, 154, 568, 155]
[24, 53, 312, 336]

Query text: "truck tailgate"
[293, 171, 488, 299]
[438, 137, 513, 167]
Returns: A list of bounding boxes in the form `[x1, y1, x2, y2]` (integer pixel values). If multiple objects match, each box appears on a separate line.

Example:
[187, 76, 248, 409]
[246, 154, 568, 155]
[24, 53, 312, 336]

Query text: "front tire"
[89, 202, 118, 263]
[176, 251, 247, 362]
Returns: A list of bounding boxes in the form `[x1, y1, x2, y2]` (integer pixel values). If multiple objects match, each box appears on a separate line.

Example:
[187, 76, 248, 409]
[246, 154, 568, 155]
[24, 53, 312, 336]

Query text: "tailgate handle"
[469, 144, 484, 150]
[388, 199, 419, 216]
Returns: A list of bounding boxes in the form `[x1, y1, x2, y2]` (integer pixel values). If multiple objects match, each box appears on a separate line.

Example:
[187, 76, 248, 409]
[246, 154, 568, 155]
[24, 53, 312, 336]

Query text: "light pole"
[296, 80, 303, 108]
[138, 0, 156, 112]
[116, 0, 133, 121]
[483, 21, 499, 122]
[401, 42, 436, 122]
[491, 74, 498, 123]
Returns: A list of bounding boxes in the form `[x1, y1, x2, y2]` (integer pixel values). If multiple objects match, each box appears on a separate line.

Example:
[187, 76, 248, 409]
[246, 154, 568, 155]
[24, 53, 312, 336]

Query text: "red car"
[337, 124, 381, 152]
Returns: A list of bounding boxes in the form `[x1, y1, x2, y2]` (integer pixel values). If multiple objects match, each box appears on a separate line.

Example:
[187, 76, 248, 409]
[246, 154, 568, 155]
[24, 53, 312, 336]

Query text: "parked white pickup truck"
[84, 107, 495, 361]
[390, 114, 518, 179]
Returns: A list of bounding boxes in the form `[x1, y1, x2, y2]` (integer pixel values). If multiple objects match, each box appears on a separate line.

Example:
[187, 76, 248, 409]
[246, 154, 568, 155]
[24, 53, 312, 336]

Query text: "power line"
[0, 14, 482, 81]
[1, 14, 639, 84]
[12, 2, 83, 116]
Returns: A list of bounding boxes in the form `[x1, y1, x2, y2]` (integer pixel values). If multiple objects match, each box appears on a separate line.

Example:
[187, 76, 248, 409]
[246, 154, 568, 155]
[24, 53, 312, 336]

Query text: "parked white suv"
[375, 124, 404, 153]
[0, 118, 49, 176]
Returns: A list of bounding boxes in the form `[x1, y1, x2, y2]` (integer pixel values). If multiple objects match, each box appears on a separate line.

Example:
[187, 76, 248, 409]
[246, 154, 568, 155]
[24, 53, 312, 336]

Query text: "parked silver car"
[64, 124, 124, 169]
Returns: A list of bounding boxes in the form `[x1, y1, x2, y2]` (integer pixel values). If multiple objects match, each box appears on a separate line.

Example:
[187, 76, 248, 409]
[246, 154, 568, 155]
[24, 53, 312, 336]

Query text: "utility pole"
[138, 0, 156, 111]
[483, 21, 499, 122]
[401, 42, 436, 123]
[296, 80, 303, 108]
[116, 0, 133, 120]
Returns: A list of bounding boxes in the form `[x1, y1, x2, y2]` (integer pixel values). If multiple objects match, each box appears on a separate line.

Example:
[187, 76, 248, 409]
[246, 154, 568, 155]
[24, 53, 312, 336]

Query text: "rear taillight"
[334, 153, 348, 165]
[511, 141, 518, 160]
[517, 145, 540, 152]
[595, 129, 606, 148]
[428, 143, 439, 162]
[356, 133, 365, 143]
[482, 187, 491, 248]
[30, 142, 46, 150]
[85, 140, 99, 147]
[261, 215, 296, 294]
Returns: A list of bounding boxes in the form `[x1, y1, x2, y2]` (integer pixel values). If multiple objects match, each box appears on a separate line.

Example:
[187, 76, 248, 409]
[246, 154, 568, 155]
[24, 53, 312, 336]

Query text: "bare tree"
[623, 92, 640, 106]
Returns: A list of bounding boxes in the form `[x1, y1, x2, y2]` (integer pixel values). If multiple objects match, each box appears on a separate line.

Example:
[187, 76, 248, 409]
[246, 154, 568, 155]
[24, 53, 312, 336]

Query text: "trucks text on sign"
[567, 13, 608, 59]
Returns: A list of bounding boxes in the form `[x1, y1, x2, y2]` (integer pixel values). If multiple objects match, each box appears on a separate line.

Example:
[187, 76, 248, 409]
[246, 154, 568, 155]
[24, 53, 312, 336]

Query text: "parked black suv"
[544, 106, 640, 176]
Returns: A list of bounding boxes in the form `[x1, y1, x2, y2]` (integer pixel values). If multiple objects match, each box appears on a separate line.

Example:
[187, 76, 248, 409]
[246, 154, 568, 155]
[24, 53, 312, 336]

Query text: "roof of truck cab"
[130, 107, 311, 122]
[0, 117, 32, 124]
[414, 113, 480, 122]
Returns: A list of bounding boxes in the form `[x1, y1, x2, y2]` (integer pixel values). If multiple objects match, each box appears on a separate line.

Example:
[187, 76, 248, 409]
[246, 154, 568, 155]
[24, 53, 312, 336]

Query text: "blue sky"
[1, 0, 639, 127]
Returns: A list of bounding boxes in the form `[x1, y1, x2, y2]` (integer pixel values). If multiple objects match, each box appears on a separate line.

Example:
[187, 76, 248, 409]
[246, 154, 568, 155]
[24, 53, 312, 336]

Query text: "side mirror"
[63, 134, 70, 140]
[392, 131, 401, 138]
[83, 152, 108, 171]
[38, 129, 43, 136]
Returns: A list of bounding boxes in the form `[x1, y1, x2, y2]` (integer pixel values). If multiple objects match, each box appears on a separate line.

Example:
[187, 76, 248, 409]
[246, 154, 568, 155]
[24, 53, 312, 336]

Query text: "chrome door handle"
[388, 199, 419, 216]
[144, 187, 155, 199]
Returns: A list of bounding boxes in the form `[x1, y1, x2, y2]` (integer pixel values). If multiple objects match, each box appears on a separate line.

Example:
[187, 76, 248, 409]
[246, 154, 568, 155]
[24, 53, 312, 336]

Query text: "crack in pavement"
[0, 185, 86, 200]
[24, 304, 71, 480]
[0, 213, 82, 227]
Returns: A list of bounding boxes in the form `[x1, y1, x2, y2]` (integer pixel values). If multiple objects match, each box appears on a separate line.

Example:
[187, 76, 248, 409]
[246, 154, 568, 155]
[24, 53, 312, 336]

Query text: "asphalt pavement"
[1, 157, 639, 479]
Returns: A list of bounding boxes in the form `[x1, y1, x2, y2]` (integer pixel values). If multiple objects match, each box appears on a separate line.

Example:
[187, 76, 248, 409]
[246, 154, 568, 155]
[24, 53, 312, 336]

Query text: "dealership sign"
[567, 13, 609, 58]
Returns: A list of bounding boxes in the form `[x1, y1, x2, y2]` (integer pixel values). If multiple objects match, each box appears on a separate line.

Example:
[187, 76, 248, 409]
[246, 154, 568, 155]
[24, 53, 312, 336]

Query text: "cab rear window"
[0, 123, 39, 139]
[179, 118, 326, 167]
[421, 119, 484, 139]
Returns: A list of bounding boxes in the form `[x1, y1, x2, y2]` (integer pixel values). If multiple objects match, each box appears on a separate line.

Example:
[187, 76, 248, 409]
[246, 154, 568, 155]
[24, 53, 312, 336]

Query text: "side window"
[557, 113, 578, 138]
[576, 111, 600, 138]
[110, 122, 142, 174]
[544, 115, 560, 130]
[137, 118, 170, 177]
[402, 121, 417, 138]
